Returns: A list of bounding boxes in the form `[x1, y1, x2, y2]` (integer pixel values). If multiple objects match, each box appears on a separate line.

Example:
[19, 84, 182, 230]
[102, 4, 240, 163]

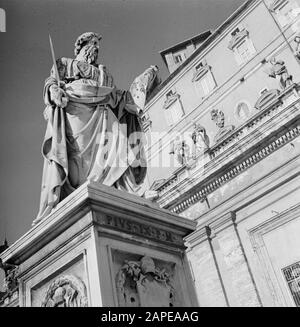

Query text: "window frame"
[269, 0, 300, 27]
[163, 90, 185, 127]
[192, 59, 217, 98]
[228, 24, 256, 66]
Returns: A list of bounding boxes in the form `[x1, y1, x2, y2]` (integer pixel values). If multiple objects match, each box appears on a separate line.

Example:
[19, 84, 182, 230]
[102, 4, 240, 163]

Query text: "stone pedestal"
[0, 182, 198, 307]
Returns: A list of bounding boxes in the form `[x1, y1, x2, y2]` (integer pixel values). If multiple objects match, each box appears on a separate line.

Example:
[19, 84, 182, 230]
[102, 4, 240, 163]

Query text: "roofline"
[159, 30, 212, 67]
[159, 30, 212, 55]
[147, 0, 256, 104]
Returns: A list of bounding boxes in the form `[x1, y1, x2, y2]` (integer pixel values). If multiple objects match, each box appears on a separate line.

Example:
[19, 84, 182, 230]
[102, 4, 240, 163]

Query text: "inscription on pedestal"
[98, 214, 183, 245]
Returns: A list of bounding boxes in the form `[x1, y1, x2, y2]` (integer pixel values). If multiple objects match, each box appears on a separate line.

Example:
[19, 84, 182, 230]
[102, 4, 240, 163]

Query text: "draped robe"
[34, 57, 157, 224]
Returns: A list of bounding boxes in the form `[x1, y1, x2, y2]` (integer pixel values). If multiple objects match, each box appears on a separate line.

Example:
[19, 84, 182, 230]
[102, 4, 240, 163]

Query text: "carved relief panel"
[29, 253, 88, 307]
[42, 275, 88, 307]
[112, 251, 180, 307]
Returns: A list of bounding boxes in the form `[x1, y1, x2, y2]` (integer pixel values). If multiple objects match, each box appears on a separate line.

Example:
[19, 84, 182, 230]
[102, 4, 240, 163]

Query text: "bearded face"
[82, 43, 99, 64]
[77, 36, 100, 65]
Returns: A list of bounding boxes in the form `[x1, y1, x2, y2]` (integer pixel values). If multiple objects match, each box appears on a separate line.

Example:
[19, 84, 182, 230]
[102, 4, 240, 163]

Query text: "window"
[164, 102, 184, 126]
[269, 0, 300, 27]
[228, 25, 256, 65]
[173, 51, 186, 66]
[198, 73, 216, 96]
[163, 90, 184, 126]
[282, 261, 300, 306]
[174, 54, 184, 64]
[236, 40, 253, 63]
[192, 60, 217, 98]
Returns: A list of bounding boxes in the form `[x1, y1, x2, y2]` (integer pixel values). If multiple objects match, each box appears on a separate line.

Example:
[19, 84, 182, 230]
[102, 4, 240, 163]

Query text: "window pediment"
[254, 89, 281, 110]
[192, 60, 210, 82]
[228, 28, 249, 50]
[163, 91, 180, 109]
[269, 0, 289, 12]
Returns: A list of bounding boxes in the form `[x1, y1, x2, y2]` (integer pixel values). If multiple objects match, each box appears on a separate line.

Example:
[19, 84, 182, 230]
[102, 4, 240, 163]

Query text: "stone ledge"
[0, 182, 196, 266]
[157, 98, 300, 213]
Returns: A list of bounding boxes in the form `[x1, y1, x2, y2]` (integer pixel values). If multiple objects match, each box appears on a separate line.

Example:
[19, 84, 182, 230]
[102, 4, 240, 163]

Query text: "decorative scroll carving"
[42, 275, 88, 307]
[116, 256, 175, 307]
[0, 258, 18, 297]
[211, 108, 235, 143]
[163, 90, 180, 109]
[254, 89, 281, 110]
[269, 0, 293, 12]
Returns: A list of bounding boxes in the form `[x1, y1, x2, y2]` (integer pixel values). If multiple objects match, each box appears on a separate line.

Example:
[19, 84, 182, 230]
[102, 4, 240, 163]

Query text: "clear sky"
[0, 0, 245, 245]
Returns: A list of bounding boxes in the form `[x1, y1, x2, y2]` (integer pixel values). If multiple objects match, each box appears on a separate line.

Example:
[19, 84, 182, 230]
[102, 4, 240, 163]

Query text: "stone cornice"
[208, 212, 236, 233]
[154, 86, 300, 213]
[184, 225, 212, 247]
[185, 212, 236, 247]
[0, 183, 196, 265]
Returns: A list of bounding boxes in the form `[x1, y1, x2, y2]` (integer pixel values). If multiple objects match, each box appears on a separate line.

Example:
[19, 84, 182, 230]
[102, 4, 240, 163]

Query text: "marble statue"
[294, 35, 300, 60]
[34, 32, 159, 224]
[268, 57, 293, 90]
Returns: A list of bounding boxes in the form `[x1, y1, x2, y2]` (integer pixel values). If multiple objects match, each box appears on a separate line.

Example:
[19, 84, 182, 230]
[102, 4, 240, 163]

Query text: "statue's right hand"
[49, 84, 68, 108]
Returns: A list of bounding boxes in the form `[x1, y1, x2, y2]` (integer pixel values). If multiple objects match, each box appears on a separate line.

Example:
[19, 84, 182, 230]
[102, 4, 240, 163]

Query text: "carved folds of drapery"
[170, 123, 210, 165]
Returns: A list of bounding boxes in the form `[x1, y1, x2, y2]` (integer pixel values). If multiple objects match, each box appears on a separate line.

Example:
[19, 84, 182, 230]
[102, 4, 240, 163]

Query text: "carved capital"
[209, 212, 236, 233]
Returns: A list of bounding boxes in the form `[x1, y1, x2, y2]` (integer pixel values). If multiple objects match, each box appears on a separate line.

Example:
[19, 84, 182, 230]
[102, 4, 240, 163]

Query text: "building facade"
[1, 0, 300, 308]
[143, 0, 300, 306]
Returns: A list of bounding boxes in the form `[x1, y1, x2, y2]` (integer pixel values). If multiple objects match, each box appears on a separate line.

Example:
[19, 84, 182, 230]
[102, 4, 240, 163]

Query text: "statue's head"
[74, 32, 102, 65]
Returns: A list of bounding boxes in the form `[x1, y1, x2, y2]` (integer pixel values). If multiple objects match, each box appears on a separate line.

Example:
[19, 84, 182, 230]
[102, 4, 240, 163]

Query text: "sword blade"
[49, 34, 60, 84]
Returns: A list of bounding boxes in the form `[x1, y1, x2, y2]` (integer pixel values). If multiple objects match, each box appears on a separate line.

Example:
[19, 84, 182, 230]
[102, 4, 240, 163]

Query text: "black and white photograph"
[1, 0, 300, 310]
